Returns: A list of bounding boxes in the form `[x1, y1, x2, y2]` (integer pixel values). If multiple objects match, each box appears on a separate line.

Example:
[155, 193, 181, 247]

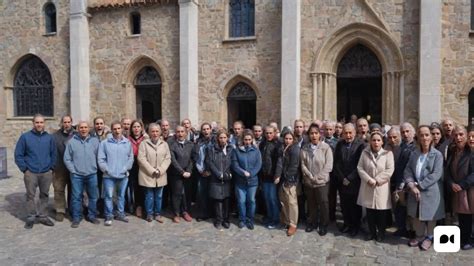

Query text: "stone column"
[419, 0, 442, 124]
[69, 0, 90, 121]
[179, 0, 199, 124]
[281, 0, 301, 126]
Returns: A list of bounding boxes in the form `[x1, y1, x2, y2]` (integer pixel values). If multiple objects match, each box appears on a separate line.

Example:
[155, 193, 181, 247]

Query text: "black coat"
[333, 138, 366, 195]
[275, 143, 301, 185]
[259, 138, 281, 182]
[205, 144, 234, 199]
[168, 139, 195, 177]
[392, 140, 416, 187]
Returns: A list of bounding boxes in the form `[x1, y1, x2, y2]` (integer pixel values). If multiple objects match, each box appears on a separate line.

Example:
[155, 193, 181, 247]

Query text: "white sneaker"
[104, 219, 112, 226]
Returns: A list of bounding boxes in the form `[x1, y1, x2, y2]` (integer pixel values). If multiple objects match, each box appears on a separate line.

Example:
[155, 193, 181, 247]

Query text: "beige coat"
[300, 142, 333, 188]
[357, 147, 394, 210]
[137, 138, 171, 188]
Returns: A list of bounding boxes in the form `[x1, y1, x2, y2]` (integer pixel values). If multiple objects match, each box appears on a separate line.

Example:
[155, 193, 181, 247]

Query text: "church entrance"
[337, 44, 382, 124]
[227, 82, 256, 129]
[135, 66, 162, 125]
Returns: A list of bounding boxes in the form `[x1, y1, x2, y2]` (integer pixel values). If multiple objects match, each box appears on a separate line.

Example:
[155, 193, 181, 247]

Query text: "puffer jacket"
[300, 142, 333, 188]
[231, 145, 262, 186]
[206, 143, 234, 199]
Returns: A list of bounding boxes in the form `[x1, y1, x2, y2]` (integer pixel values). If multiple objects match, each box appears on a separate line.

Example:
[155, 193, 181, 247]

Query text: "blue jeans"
[144, 186, 164, 216]
[235, 183, 258, 224]
[70, 173, 98, 222]
[262, 181, 280, 225]
[103, 177, 128, 219]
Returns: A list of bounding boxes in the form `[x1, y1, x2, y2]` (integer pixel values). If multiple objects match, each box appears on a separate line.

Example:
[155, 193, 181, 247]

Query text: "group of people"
[14, 113, 474, 251]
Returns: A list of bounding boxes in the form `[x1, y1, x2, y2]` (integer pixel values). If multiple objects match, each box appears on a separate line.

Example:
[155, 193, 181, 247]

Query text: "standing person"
[269, 122, 280, 138]
[15, 114, 57, 229]
[300, 123, 333, 236]
[127, 120, 147, 217]
[98, 121, 134, 226]
[357, 132, 395, 242]
[181, 118, 197, 143]
[334, 122, 343, 139]
[90, 116, 110, 216]
[404, 125, 445, 250]
[294, 119, 308, 148]
[430, 123, 445, 151]
[230, 121, 244, 147]
[63, 121, 100, 228]
[52, 115, 75, 222]
[121, 118, 132, 138]
[137, 123, 171, 223]
[333, 123, 366, 237]
[231, 130, 262, 230]
[205, 129, 234, 230]
[275, 131, 300, 236]
[168, 126, 195, 223]
[322, 121, 338, 151]
[158, 118, 173, 142]
[445, 126, 474, 250]
[253, 124, 264, 147]
[259, 125, 281, 229]
[356, 118, 370, 142]
[194, 122, 214, 221]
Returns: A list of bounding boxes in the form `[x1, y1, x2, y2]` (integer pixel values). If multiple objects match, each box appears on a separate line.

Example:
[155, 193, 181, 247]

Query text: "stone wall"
[0, 0, 70, 151]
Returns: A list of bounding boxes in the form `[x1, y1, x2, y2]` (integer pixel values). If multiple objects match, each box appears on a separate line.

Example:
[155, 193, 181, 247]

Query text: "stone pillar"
[69, 0, 90, 121]
[179, 0, 199, 124]
[281, 0, 301, 126]
[419, 0, 442, 124]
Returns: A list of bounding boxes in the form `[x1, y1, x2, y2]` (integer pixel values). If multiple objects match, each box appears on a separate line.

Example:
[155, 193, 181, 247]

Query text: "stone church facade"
[1, 0, 473, 150]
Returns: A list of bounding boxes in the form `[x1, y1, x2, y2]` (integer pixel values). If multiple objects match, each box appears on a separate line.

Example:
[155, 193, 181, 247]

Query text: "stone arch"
[121, 55, 168, 119]
[311, 22, 405, 124]
[222, 74, 260, 100]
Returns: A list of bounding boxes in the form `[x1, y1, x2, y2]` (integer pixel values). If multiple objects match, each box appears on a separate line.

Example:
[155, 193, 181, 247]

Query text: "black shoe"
[115, 215, 129, 223]
[376, 233, 385, 242]
[318, 227, 328, 236]
[246, 222, 254, 230]
[71, 221, 80, 228]
[366, 234, 376, 241]
[214, 222, 223, 230]
[305, 226, 314, 233]
[238, 221, 246, 229]
[87, 217, 101, 225]
[24, 220, 34, 229]
[222, 221, 230, 229]
[349, 228, 359, 237]
[39, 217, 54, 227]
[393, 229, 408, 237]
[339, 225, 350, 233]
[146, 215, 153, 222]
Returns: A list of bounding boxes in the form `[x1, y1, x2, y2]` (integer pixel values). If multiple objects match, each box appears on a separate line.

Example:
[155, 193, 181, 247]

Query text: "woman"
[335, 122, 343, 139]
[430, 124, 445, 152]
[128, 120, 147, 217]
[205, 129, 234, 230]
[231, 130, 262, 230]
[275, 131, 301, 236]
[357, 132, 395, 242]
[445, 126, 474, 250]
[137, 123, 171, 223]
[300, 124, 333, 236]
[404, 125, 444, 250]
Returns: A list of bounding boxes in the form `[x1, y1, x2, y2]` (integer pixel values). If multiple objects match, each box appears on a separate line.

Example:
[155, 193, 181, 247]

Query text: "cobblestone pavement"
[0, 150, 473, 265]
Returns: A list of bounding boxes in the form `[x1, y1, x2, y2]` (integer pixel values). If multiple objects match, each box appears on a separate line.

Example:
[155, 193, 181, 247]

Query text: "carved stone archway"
[311, 22, 405, 124]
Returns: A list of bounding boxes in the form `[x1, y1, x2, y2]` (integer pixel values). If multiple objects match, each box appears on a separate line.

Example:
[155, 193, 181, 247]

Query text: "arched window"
[229, 0, 255, 38]
[44, 3, 57, 34]
[13, 56, 54, 116]
[130, 12, 141, 35]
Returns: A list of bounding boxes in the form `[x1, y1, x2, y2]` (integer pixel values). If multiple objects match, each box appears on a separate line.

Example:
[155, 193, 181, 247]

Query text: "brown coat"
[137, 138, 171, 188]
[446, 147, 474, 214]
[300, 142, 333, 188]
[357, 147, 394, 210]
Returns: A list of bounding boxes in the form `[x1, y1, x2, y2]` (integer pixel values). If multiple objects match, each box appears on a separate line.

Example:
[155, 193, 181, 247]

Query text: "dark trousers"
[126, 161, 143, 213]
[305, 185, 329, 227]
[458, 213, 473, 245]
[96, 171, 104, 216]
[366, 208, 389, 237]
[170, 175, 192, 216]
[196, 176, 210, 218]
[24, 170, 53, 220]
[328, 176, 338, 221]
[298, 188, 307, 222]
[213, 198, 230, 224]
[394, 203, 407, 232]
[340, 193, 361, 230]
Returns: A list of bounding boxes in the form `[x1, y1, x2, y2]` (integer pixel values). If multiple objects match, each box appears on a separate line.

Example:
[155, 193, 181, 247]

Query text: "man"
[98, 121, 134, 226]
[391, 122, 416, 237]
[230, 121, 244, 147]
[168, 126, 195, 223]
[439, 118, 455, 159]
[323, 121, 338, 221]
[159, 118, 173, 142]
[334, 122, 343, 139]
[322, 121, 338, 151]
[90, 117, 110, 141]
[121, 117, 132, 138]
[194, 122, 213, 221]
[52, 115, 75, 222]
[294, 119, 308, 148]
[350, 114, 358, 125]
[269, 122, 280, 138]
[333, 123, 365, 237]
[253, 124, 264, 147]
[181, 118, 197, 143]
[64, 121, 100, 228]
[15, 114, 57, 229]
[356, 118, 370, 142]
[259, 125, 281, 228]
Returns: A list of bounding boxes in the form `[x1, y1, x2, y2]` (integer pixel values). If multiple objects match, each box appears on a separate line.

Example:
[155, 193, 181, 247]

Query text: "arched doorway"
[227, 82, 256, 129]
[469, 88, 474, 127]
[337, 44, 382, 123]
[134, 66, 161, 125]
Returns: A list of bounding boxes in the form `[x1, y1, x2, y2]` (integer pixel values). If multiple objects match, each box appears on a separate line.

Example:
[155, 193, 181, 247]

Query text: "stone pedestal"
[70, 0, 90, 122]
[281, 0, 301, 126]
[179, 0, 199, 124]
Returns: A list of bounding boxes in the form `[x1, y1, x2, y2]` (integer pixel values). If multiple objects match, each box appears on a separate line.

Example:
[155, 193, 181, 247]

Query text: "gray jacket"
[404, 147, 445, 221]
[64, 134, 100, 176]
